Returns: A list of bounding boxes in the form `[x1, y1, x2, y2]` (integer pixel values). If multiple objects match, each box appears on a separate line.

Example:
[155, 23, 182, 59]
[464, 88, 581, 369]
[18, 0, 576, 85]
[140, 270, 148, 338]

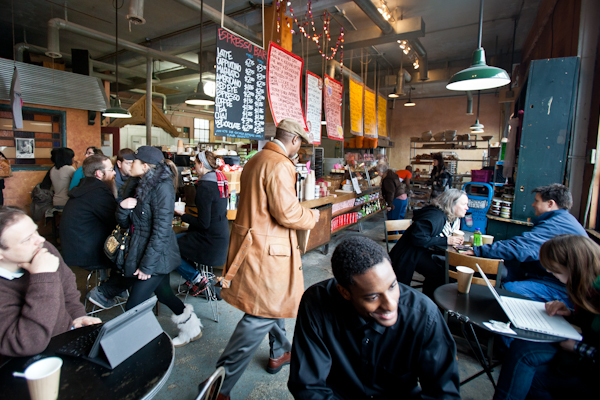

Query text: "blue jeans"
[494, 340, 592, 400]
[388, 197, 408, 220]
[176, 233, 199, 282]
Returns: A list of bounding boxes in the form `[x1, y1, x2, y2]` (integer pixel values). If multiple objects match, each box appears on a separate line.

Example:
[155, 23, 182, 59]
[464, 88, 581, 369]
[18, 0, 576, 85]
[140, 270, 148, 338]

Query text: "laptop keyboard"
[502, 297, 553, 332]
[56, 326, 101, 358]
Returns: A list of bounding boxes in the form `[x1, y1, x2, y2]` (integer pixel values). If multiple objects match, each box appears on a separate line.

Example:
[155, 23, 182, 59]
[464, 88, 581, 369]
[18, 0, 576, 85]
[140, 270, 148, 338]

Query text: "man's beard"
[103, 177, 118, 198]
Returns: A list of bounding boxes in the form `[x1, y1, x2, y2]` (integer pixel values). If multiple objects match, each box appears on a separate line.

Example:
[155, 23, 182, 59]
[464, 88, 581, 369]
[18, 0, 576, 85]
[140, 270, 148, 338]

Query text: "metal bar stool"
[83, 267, 127, 316]
[176, 262, 219, 322]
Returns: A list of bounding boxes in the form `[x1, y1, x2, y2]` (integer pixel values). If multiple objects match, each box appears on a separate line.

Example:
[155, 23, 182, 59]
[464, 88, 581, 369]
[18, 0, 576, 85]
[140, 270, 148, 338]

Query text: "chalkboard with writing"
[214, 28, 267, 140]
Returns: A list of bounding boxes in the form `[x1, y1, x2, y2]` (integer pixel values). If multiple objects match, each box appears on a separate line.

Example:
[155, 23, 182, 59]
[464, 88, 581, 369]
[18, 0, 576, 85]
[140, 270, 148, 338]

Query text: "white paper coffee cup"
[24, 357, 62, 400]
[456, 266, 475, 294]
[174, 202, 186, 214]
[481, 234, 494, 245]
[452, 230, 465, 237]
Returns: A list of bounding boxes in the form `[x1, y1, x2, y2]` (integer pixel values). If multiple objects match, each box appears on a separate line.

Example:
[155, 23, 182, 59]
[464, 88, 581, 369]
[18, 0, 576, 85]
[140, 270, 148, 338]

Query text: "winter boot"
[171, 304, 203, 347]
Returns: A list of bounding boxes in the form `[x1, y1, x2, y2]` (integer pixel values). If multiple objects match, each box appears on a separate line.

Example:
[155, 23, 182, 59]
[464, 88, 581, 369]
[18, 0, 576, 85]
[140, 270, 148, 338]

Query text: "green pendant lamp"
[446, 0, 510, 91]
[103, 0, 131, 119]
[186, 0, 215, 106]
[470, 90, 484, 131]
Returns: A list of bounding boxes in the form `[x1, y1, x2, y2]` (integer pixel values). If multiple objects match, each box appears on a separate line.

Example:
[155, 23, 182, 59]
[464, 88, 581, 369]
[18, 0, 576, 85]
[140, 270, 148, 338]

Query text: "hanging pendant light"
[470, 90, 484, 131]
[404, 87, 415, 107]
[186, 0, 215, 106]
[103, 0, 131, 119]
[446, 0, 510, 91]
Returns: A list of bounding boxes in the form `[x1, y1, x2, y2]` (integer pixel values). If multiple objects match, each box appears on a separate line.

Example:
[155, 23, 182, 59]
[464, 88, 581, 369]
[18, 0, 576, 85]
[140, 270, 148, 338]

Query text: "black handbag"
[104, 225, 130, 267]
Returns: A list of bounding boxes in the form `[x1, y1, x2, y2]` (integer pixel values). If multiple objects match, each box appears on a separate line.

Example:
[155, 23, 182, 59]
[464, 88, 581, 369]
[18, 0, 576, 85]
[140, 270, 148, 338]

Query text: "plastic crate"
[471, 169, 493, 183]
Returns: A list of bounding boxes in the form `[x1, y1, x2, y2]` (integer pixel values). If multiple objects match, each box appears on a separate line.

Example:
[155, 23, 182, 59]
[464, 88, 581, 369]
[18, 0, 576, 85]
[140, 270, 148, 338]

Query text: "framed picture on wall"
[16, 138, 35, 159]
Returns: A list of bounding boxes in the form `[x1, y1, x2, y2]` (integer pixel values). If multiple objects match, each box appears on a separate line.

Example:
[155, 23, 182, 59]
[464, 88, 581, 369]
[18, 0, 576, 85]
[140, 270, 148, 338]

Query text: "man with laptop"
[465, 184, 587, 305]
[0, 206, 101, 357]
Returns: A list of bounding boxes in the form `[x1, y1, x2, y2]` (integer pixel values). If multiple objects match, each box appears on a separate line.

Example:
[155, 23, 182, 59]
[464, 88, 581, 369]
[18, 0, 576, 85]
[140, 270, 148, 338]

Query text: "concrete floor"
[68, 214, 499, 400]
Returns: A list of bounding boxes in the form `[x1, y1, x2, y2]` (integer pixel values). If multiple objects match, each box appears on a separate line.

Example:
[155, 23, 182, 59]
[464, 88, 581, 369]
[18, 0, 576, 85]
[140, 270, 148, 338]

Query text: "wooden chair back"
[384, 219, 412, 250]
[445, 250, 504, 288]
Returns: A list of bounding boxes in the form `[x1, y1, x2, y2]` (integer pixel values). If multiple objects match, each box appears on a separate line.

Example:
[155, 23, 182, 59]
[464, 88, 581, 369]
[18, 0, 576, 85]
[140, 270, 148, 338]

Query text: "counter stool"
[82, 267, 127, 316]
[177, 262, 219, 323]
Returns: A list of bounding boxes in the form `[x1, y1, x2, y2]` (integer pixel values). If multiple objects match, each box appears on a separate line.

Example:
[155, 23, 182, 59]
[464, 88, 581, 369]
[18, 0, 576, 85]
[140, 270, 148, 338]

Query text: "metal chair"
[195, 367, 225, 400]
[176, 262, 219, 323]
[444, 250, 505, 387]
[82, 267, 127, 316]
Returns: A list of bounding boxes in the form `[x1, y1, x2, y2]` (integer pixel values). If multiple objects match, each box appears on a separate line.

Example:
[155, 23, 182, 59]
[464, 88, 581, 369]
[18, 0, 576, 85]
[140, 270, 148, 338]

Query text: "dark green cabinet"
[512, 57, 579, 221]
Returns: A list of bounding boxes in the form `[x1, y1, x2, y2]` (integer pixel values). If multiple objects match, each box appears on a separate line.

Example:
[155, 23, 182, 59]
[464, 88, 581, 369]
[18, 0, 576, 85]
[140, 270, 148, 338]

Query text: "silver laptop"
[475, 264, 582, 341]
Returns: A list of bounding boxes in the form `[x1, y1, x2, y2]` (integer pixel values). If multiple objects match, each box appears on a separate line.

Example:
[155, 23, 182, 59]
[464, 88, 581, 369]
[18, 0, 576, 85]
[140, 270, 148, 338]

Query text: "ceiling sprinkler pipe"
[466, 91, 473, 115]
[127, 0, 146, 25]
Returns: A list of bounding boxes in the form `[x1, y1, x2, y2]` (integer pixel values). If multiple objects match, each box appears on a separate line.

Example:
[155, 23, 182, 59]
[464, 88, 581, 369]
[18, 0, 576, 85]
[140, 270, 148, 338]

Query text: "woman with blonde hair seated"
[389, 188, 469, 297]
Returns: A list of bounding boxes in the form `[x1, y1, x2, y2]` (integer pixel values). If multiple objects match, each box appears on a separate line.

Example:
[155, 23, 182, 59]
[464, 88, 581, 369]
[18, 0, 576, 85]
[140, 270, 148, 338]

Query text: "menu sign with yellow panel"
[363, 87, 377, 138]
[349, 77, 364, 136]
[377, 93, 387, 137]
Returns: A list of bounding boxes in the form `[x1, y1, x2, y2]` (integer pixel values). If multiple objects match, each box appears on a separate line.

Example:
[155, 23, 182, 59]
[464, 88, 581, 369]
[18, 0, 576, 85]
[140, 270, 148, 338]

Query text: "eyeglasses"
[102, 168, 115, 172]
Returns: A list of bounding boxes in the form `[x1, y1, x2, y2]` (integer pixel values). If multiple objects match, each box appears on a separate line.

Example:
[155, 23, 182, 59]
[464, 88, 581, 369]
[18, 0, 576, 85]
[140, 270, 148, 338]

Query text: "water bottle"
[473, 228, 482, 246]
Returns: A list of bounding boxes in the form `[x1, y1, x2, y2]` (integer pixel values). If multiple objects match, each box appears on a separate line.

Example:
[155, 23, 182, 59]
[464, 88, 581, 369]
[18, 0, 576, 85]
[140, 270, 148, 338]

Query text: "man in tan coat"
[215, 119, 319, 399]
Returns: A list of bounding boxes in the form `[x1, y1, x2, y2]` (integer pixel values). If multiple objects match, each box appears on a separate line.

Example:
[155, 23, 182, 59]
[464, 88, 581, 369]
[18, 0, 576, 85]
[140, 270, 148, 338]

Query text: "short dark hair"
[117, 148, 134, 162]
[532, 184, 572, 210]
[83, 154, 110, 178]
[51, 147, 75, 169]
[331, 236, 390, 288]
[0, 206, 27, 249]
[87, 146, 104, 156]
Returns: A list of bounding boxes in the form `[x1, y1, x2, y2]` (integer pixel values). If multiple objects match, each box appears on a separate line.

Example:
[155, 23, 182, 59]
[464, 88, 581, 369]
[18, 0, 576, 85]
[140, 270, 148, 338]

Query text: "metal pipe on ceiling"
[14, 42, 146, 79]
[146, 58, 153, 144]
[466, 91, 474, 114]
[45, 18, 201, 72]
[130, 89, 167, 112]
[174, 0, 262, 44]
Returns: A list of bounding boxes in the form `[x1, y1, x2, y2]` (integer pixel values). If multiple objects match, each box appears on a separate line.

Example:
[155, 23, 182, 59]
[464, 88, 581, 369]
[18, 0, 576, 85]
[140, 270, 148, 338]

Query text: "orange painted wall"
[1, 101, 100, 209]
[387, 93, 503, 174]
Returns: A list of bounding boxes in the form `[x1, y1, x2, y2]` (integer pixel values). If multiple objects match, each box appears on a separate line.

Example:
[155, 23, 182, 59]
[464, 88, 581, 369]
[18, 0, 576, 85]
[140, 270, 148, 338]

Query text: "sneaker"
[190, 276, 209, 297]
[87, 287, 117, 309]
[116, 290, 129, 300]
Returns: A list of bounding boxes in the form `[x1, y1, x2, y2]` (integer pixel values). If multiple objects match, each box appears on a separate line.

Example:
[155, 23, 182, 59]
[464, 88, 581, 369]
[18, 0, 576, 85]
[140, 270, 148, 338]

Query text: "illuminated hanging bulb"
[413, 61, 419, 70]
[403, 48, 409, 55]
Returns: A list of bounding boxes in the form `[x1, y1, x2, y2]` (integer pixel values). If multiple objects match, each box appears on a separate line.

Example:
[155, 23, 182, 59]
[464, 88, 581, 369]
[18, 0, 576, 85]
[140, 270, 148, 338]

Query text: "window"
[0, 105, 66, 170]
[193, 118, 210, 143]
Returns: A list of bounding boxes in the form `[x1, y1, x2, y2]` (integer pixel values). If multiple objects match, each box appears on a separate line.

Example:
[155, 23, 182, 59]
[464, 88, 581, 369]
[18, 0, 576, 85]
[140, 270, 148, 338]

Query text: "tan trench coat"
[221, 142, 317, 319]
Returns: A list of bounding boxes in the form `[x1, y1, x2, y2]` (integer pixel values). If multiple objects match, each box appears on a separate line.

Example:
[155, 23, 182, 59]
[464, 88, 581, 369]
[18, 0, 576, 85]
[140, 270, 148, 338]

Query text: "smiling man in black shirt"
[288, 236, 460, 400]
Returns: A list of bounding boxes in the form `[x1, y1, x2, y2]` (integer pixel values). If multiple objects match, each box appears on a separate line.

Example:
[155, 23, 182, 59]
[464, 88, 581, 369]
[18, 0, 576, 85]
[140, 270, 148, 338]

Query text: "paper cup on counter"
[482, 235, 494, 245]
[174, 201, 186, 214]
[452, 230, 465, 237]
[456, 266, 475, 294]
[23, 357, 62, 400]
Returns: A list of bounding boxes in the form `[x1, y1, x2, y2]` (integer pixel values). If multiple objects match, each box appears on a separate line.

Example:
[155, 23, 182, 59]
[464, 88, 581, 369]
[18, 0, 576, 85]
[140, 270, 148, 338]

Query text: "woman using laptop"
[494, 234, 599, 399]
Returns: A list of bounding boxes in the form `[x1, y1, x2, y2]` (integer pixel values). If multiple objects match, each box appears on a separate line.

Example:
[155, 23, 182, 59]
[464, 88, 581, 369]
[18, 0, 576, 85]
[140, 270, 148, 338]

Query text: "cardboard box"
[229, 181, 240, 193]
[224, 171, 242, 183]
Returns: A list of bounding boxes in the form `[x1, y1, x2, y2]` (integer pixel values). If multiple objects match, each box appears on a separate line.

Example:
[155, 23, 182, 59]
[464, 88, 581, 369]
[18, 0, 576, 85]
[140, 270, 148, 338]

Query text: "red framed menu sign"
[266, 42, 308, 131]
[323, 74, 344, 141]
[305, 71, 322, 145]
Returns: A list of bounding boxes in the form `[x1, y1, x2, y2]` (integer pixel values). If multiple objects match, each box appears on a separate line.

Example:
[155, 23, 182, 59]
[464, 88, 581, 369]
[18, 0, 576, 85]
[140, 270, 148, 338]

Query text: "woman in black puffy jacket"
[116, 146, 202, 347]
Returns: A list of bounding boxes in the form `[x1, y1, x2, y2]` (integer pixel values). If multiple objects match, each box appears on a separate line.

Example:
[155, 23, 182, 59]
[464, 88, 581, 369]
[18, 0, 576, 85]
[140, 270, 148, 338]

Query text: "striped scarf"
[215, 170, 229, 199]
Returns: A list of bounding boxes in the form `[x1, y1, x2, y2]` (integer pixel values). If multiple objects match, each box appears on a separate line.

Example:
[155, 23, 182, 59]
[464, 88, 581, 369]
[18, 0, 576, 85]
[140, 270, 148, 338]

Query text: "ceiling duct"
[0, 59, 109, 111]
[45, 18, 201, 72]
[127, 0, 146, 25]
[466, 91, 474, 115]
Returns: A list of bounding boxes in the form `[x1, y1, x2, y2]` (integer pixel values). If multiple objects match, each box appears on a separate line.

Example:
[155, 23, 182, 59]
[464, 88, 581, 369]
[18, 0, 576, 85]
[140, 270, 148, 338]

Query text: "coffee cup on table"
[456, 266, 475, 294]
[452, 230, 465, 237]
[481, 234, 494, 245]
[14, 357, 63, 400]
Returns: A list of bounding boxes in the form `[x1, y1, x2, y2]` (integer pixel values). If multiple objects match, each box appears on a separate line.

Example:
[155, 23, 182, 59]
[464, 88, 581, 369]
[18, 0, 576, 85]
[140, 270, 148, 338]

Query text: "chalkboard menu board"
[214, 28, 266, 139]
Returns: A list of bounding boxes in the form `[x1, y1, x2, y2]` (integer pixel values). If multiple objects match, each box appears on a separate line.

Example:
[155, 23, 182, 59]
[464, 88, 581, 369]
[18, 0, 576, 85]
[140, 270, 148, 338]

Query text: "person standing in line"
[114, 147, 134, 198]
[379, 162, 408, 221]
[69, 146, 103, 190]
[49, 147, 76, 208]
[208, 119, 319, 400]
[117, 146, 201, 347]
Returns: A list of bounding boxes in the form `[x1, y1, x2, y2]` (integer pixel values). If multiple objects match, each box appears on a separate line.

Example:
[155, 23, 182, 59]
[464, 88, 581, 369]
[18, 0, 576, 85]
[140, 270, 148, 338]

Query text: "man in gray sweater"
[0, 206, 100, 357]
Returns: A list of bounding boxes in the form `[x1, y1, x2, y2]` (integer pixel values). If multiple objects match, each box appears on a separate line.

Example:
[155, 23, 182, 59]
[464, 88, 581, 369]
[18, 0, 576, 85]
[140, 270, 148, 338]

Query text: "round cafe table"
[0, 325, 174, 400]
